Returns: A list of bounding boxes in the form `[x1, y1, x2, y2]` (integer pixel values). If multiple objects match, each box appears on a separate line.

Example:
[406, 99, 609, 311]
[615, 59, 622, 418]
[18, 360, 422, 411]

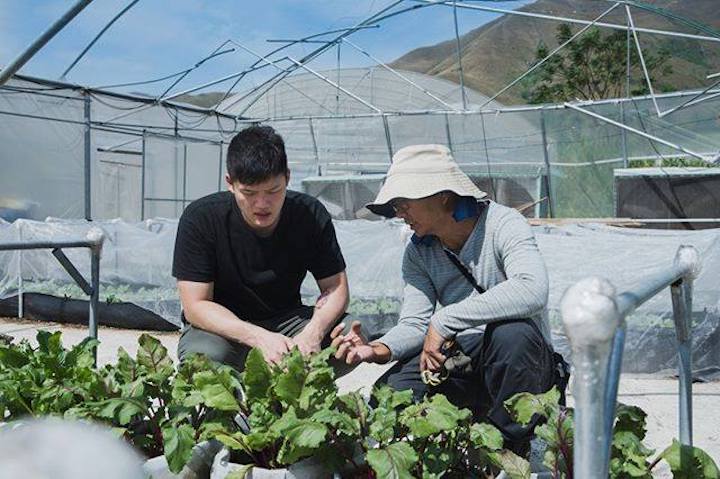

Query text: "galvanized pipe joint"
[561, 277, 619, 479]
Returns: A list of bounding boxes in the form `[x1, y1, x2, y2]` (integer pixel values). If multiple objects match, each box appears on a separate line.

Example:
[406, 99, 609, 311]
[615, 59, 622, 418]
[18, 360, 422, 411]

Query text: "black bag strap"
[443, 248, 485, 294]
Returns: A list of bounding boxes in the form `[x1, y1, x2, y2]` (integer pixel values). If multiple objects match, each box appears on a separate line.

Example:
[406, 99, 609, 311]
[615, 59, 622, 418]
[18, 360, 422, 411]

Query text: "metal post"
[560, 277, 620, 479]
[84, 92, 92, 220]
[309, 118, 321, 175]
[621, 19, 631, 168]
[670, 245, 700, 447]
[17, 224, 23, 318]
[382, 115, 394, 162]
[217, 142, 223, 191]
[141, 132, 146, 221]
[336, 43, 341, 115]
[87, 228, 103, 364]
[444, 113, 454, 154]
[602, 323, 627, 469]
[452, 0, 468, 110]
[182, 143, 188, 211]
[539, 109, 554, 218]
[0, 0, 94, 86]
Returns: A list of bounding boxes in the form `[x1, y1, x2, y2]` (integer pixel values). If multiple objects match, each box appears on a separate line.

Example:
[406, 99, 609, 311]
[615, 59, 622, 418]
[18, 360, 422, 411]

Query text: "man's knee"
[178, 326, 247, 371]
[485, 319, 545, 363]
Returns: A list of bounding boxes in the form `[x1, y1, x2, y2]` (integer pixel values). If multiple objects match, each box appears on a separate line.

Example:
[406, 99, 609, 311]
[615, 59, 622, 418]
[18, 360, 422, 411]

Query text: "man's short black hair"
[226, 125, 288, 184]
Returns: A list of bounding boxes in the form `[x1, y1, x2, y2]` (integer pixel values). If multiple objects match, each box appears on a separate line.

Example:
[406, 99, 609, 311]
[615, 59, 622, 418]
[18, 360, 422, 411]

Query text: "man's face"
[391, 194, 448, 237]
[227, 173, 289, 235]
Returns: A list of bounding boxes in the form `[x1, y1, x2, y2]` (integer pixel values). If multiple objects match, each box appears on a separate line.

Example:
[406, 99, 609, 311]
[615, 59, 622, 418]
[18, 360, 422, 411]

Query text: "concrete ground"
[1, 316, 718, 474]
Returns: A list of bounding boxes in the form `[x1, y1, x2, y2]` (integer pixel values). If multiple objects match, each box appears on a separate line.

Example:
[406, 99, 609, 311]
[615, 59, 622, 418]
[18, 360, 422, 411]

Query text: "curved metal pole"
[60, 0, 140, 80]
[0, 0, 94, 86]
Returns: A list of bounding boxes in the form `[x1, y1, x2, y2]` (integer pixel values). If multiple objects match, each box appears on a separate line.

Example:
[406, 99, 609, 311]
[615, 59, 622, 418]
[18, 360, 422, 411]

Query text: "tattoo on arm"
[315, 287, 335, 310]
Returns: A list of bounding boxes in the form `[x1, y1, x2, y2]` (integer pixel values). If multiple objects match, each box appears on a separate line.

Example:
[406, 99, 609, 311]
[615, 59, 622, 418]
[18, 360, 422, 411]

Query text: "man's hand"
[330, 321, 390, 365]
[292, 325, 323, 356]
[420, 324, 447, 373]
[253, 330, 295, 365]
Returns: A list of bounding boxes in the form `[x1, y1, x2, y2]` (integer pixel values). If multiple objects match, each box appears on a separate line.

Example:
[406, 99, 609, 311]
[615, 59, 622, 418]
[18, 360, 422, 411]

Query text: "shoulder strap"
[443, 248, 485, 294]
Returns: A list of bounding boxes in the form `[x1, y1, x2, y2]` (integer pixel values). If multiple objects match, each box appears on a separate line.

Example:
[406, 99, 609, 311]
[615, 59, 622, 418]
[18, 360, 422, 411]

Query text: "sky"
[0, 0, 531, 97]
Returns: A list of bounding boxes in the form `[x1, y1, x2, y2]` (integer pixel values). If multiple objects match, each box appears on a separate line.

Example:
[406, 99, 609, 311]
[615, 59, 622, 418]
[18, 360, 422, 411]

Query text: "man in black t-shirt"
[173, 125, 349, 369]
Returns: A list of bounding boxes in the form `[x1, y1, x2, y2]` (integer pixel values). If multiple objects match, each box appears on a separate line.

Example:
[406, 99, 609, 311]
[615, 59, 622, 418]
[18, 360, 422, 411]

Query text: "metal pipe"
[560, 277, 620, 479]
[60, 0, 140, 80]
[309, 118, 320, 174]
[341, 38, 459, 111]
[17, 225, 24, 319]
[0, 240, 103, 250]
[182, 143, 188, 211]
[444, 113, 454, 153]
[658, 77, 720, 118]
[539, 109, 554, 218]
[84, 93, 92, 220]
[452, 0, 467, 110]
[287, 57, 382, 113]
[670, 245, 701, 446]
[217, 142, 223, 191]
[602, 323, 627, 467]
[231, 1, 406, 117]
[563, 103, 709, 162]
[88, 228, 103, 363]
[141, 132, 146, 220]
[412, 0, 720, 44]
[51, 248, 92, 295]
[625, 6, 661, 116]
[382, 115, 394, 161]
[478, 2, 621, 110]
[0, 0, 94, 86]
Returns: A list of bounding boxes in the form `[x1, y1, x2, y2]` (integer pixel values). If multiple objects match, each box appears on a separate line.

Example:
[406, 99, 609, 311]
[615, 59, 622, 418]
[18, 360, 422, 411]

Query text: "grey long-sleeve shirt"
[377, 201, 551, 362]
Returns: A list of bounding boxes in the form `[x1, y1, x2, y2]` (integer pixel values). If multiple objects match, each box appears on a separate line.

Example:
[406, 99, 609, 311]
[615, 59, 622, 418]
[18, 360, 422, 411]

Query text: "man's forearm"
[184, 300, 268, 347]
[303, 286, 348, 340]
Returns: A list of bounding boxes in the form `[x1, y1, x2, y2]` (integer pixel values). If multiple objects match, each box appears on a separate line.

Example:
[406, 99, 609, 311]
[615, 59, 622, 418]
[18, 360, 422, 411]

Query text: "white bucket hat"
[367, 144, 487, 218]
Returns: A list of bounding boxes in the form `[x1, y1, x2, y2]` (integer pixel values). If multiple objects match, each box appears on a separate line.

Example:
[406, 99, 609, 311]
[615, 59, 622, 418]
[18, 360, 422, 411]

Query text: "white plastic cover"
[0, 217, 718, 373]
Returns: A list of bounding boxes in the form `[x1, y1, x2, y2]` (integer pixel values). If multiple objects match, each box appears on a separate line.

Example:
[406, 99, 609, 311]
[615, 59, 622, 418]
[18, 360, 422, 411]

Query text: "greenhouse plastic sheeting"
[0, 217, 718, 374]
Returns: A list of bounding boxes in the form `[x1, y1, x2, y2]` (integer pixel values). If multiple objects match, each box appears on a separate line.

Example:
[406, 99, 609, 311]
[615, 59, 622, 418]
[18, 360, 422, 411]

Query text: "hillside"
[390, 0, 720, 104]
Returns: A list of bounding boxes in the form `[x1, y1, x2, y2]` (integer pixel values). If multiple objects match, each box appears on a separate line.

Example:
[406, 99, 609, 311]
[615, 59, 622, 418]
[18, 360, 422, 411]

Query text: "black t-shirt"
[172, 190, 346, 323]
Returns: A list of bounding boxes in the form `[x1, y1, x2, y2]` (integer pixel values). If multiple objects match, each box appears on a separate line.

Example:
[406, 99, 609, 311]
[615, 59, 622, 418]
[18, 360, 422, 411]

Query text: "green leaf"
[90, 397, 147, 425]
[137, 334, 174, 375]
[277, 420, 328, 465]
[163, 423, 196, 474]
[226, 465, 254, 479]
[658, 440, 719, 479]
[470, 423, 504, 451]
[241, 348, 271, 403]
[194, 369, 241, 411]
[310, 409, 360, 437]
[273, 348, 306, 406]
[614, 404, 648, 440]
[0, 347, 29, 368]
[487, 450, 532, 479]
[366, 442, 418, 479]
[400, 394, 469, 438]
[610, 430, 654, 478]
[216, 433, 251, 453]
[505, 387, 560, 425]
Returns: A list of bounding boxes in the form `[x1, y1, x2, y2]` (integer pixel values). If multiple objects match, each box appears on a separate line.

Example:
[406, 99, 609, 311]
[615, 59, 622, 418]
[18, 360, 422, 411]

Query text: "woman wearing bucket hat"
[331, 144, 558, 455]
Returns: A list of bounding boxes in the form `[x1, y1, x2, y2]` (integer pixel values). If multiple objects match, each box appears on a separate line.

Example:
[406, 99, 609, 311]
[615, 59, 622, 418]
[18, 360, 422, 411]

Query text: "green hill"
[390, 0, 720, 104]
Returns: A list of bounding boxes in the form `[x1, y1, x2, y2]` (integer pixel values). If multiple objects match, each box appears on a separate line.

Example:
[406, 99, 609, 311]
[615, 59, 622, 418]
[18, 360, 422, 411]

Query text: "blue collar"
[410, 197, 484, 246]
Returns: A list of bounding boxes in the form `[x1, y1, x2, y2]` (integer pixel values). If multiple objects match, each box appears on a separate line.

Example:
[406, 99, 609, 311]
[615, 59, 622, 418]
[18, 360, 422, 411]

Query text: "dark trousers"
[378, 318, 555, 444]
[178, 306, 342, 372]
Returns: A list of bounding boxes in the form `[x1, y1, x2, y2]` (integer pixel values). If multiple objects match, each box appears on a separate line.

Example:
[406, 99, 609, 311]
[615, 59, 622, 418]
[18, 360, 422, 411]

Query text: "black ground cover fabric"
[0, 293, 179, 331]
